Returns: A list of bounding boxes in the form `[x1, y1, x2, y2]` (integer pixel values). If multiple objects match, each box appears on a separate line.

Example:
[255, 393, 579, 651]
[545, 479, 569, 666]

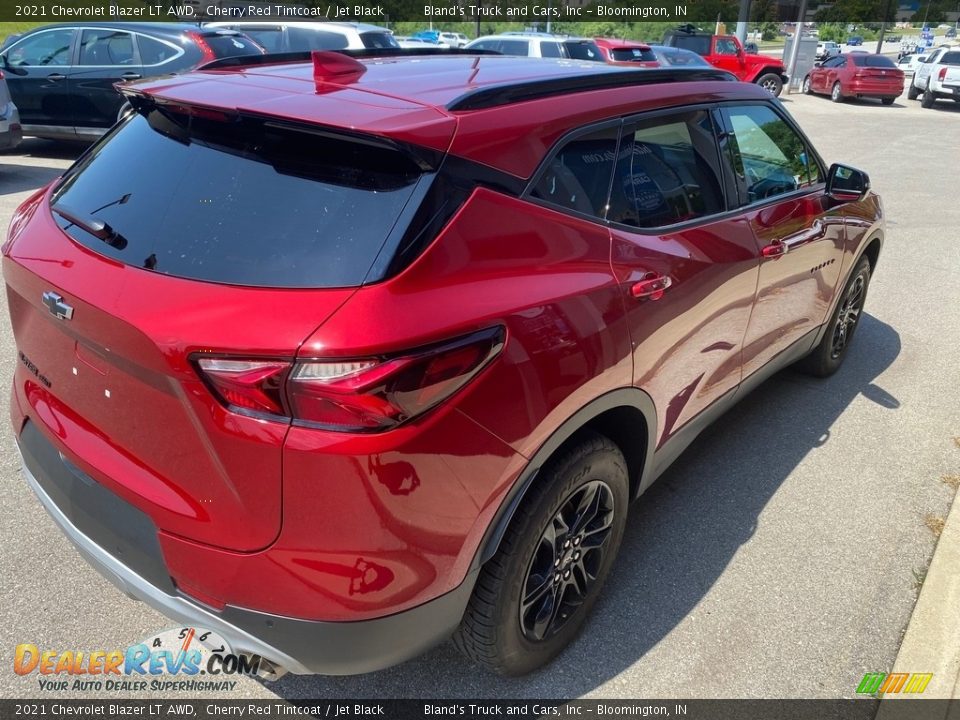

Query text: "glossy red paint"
[5, 54, 885, 644]
[806, 55, 905, 101]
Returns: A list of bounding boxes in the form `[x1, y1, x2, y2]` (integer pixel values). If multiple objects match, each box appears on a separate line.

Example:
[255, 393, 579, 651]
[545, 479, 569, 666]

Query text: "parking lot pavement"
[0, 92, 958, 701]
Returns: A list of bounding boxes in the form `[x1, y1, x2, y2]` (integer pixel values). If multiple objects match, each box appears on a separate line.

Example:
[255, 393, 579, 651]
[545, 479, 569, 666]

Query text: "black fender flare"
[470, 387, 657, 571]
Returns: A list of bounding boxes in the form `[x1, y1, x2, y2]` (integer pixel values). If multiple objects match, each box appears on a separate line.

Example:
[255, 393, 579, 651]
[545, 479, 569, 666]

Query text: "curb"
[875, 488, 960, 718]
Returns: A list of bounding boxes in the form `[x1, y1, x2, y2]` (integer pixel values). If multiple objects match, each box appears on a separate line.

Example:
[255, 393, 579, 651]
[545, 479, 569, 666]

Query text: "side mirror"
[0, 53, 28, 76]
[826, 163, 870, 202]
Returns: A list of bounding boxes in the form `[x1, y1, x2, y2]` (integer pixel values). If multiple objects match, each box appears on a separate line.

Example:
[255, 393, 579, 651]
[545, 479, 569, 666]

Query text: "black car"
[0, 23, 263, 141]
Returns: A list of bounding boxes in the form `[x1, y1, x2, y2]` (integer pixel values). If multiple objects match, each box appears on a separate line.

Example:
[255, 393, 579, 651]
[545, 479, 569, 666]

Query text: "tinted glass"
[821, 56, 844, 68]
[726, 105, 821, 204]
[201, 33, 263, 58]
[610, 47, 657, 62]
[51, 112, 425, 288]
[6, 29, 73, 66]
[715, 38, 738, 54]
[564, 41, 600, 60]
[79, 29, 135, 66]
[497, 39, 531, 55]
[672, 35, 711, 56]
[531, 127, 618, 218]
[608, 110, 724, 228]
[851, 54, 897, 67]
[244, 28, 285, 53]
[941, 52, 960, 64]
[361, 32, 399, 49]
[288, 27, 349, 50]
[655, 47, 709, 66]
[138, 35, 180, 64]
[540, 41, 563, 58]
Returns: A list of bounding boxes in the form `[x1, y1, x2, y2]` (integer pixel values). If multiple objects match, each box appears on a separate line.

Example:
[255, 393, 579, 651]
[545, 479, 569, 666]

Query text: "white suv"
[203, 21, 398, 53]
[465, 33, 601, 60]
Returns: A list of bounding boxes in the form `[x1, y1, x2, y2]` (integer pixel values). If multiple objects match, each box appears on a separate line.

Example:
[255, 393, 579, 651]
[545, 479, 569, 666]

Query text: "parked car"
[945, 27, 957, 39]
[394, 36, 438, 49]
[412, 30, 441, 44]
[647, 44, 713, 67]
[203, 22, 398, 53]
[438, 32, 469, 48]
[465, 34, 602, 61]
[846, 36, 864, 46]
[909, 46, 960, 106]
[0, 67, 22, 151]
[816, 41, 841, 60]
[0, 23, 263, 141]
[5, 52, 883, 678]
[660, 25, 788, 95]
[897, 52, 928, 75]
[593, 38, 658, 66]
[803, 53, 904, 104]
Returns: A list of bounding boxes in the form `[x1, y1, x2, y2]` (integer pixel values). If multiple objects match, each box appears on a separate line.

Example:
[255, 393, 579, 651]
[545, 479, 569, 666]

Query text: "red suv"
[5, 51, 883, 677]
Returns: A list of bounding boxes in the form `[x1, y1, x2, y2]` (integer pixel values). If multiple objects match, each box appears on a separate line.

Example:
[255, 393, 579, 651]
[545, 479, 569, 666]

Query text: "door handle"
[761, 241, 788, 258]
[630, 275, 672, 301]
[46, 73, 66, 81]
[121, 72, 142, 80]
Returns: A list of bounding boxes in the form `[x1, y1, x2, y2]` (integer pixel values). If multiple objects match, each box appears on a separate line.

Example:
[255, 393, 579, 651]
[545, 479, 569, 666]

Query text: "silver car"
[0, 65, 22, 151]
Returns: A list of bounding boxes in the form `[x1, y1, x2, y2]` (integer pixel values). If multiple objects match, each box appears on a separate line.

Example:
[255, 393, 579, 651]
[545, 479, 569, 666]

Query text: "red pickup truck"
[661, 26, 789, 96]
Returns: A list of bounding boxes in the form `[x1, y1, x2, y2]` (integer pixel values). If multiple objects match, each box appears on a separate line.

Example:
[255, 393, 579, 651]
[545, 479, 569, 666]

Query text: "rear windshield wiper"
[52, 204, 128, 250]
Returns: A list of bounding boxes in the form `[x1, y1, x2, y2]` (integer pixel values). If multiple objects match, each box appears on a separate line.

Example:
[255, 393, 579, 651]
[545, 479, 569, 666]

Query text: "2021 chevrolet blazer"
[4, 50, 883, 676]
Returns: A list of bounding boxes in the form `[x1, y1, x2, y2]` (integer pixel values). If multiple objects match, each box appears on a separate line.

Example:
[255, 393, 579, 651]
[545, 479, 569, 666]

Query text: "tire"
[920, 89, 936, 108]
[802, 76, 813, 94]
[907, 84, 920, 100]
[831, 82, 844, 103]
[797, 257, 871, 378]
[757, 73, 783, 96]
[452, 432, 630, 676]
[881, 97, 895, 105]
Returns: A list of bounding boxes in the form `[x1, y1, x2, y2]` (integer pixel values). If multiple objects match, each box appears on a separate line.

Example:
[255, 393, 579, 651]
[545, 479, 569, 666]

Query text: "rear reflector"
[195, 327, 505, 432]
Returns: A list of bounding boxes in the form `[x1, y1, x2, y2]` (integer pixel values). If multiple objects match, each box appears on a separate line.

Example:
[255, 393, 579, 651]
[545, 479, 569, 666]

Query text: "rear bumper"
[846, 80, 904, 97]
[18, 422, 477, 676]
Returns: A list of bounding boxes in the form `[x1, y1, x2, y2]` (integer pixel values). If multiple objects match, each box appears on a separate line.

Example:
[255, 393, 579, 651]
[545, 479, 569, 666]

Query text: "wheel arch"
[470, 387, 657, 571]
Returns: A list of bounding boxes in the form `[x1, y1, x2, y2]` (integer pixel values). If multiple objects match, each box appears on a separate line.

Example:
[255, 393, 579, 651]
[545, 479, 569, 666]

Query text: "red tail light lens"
[939, 67, 948, 81]
[195, 327, 505, 432]
[196, 358, 289, 417]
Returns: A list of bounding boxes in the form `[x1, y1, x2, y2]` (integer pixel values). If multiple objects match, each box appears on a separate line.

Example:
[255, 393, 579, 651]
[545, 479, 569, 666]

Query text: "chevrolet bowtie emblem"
[42, 291, 74, 321]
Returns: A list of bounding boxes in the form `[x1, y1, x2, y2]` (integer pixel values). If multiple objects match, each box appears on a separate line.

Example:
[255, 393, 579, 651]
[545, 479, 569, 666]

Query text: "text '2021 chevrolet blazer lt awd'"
[4, 50, 883, 676]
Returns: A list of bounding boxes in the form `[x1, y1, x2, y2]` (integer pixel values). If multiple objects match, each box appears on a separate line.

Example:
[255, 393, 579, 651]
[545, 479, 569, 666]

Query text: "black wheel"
[802, 76, 813, 94]
[881, 97, 895, 105]
[757, 73, 783, 96]
[907, 83, 920, 100]
[920, 89, 936, 108]
[831, 82, 844, 103]
[452, 433, 629, 675]
[798, 257, 871, 377]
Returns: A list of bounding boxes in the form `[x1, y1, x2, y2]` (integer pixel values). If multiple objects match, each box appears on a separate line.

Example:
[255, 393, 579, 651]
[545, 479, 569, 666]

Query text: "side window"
[470, 41, 493, 51]
[608, 109, 725, 228]
[540, 42, 563, 58]
[497, 40, 530, 56]
[715, 38, 738, 55]
[79, 29, 136, 66]
[137, 35, 180, 65]
[821, 56, 842, 68]
[530, 126, 619, 218]
[289, 27, 349, 51]
[6, 29, 74, 67]
[724, 105, 822, 205]
[243, 28, 285, 53]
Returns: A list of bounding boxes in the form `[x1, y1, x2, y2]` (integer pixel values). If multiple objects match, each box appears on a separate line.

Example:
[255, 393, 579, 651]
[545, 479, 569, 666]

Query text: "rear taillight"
[195, 327, 505, 432]
[187, 31, 216, 63]
[940, 67, 948, 81]
[0, 70, 5, 80]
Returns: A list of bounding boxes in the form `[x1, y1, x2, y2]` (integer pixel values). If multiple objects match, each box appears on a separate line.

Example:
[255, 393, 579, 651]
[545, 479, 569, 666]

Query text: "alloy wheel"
[831, 274, 865, 359]
[519, 480, 615, 642]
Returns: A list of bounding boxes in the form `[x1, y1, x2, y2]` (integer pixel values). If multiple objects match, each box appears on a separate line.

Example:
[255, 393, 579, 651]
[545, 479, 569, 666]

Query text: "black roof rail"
[198, 47, 499, 71]
[446, 67, 737, 112]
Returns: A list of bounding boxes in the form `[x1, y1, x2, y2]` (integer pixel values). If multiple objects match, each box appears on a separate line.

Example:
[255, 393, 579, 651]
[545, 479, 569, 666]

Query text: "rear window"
[610, 47, 657, 62]
[242, 28, 284, 53]
[287, 27, 350, 51]
[564, 41, 601, 60]
[361, 32, 399, 49]
[941, 52, 960, 64]
[51, 110, 426, 288]
[200, 32, 264, 58]
[672, 35, 711, 56]
[851, 54, 896, 68]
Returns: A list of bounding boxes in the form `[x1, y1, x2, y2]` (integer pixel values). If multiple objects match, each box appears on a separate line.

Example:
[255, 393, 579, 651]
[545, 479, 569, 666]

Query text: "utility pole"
[785, 0, 808, 94]
[736, 0, 751, 44]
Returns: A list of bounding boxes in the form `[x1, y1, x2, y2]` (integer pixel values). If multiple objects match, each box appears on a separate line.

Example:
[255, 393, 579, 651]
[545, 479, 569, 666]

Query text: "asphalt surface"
[0, 86, 958, 701]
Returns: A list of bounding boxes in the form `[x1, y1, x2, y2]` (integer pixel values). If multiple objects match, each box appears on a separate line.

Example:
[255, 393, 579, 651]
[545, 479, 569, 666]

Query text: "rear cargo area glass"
[51, 110, 423, 288]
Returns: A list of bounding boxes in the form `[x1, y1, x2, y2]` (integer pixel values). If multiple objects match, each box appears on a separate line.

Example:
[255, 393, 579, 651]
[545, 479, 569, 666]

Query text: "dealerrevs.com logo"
[14, 627, 280, 692]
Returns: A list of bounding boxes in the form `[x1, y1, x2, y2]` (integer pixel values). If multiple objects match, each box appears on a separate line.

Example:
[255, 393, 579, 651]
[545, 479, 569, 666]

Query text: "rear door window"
[78, 29, 136, 66]
[608, 109, 725, 228]
[51, 110, 427, 288]
[540, 42, 563, 58]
